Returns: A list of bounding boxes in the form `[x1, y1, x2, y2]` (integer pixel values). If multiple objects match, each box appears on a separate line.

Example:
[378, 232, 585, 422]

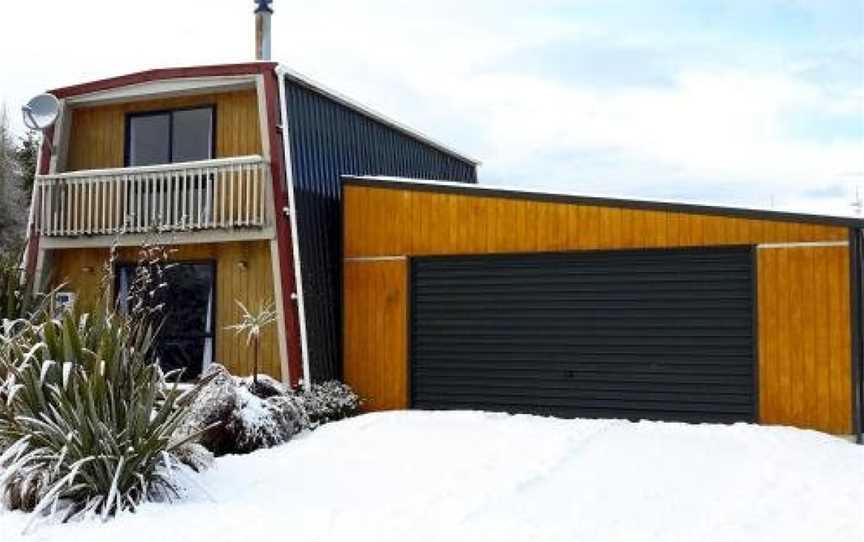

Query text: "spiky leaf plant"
[0, 241, 208, 528]
[226, 300, 277, 391]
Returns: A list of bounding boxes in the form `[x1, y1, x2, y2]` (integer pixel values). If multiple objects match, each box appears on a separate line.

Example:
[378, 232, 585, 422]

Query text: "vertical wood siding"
[343, 186, 848, 257]
[50, 240, 280, 378]
[65, 89, 262, 172]
[343, 184, 854, 433]
[343, 260, 408, 410]
[758, 247, 852, 433]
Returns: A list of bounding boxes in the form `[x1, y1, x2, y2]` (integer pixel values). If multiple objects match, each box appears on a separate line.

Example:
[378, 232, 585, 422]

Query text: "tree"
[15, 131, 38, 200]
[0, 105, 27, 251]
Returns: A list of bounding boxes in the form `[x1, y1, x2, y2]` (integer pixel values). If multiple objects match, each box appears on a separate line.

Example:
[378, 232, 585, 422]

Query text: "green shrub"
[0, 243, 208, 528]
[0, 245, 41, 325]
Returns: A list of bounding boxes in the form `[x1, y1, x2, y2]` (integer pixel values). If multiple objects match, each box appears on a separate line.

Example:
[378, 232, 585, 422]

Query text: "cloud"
[276, 1, 863, 212]
[1, 0, 861, 215]
[485, 40, 681, 90]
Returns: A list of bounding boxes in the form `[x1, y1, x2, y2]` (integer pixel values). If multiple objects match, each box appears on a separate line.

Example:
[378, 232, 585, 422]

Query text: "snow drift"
[1, 410, 860, 541]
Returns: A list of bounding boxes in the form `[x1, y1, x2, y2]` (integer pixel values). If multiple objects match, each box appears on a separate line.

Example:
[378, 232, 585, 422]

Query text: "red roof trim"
[51, 62, 277, 99]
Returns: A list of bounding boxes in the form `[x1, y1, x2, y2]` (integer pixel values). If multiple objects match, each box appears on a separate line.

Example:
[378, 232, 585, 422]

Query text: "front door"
[116, 261, 215, 379]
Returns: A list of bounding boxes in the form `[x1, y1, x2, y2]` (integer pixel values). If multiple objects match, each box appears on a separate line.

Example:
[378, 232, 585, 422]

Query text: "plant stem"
[253, 337, 259, 388]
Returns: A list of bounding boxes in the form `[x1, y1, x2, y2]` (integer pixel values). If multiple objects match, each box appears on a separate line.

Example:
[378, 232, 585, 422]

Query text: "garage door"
[410, 247, 756, 423]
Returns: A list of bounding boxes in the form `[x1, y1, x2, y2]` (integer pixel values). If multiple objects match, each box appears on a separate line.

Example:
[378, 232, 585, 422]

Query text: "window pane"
[128, 113, 170, 166]
[115, 262, 215, 380]
[159, 263, 213, 335]
[172, 108, 213, 163]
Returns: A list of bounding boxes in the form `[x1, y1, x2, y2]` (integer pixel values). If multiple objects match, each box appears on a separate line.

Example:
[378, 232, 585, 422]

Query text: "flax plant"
[0, 240, 209, 529]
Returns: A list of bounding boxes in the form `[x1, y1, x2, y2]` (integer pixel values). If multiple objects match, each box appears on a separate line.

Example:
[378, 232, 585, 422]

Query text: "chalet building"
[23, 2, 862, 440]
[25, 62, 477, 387]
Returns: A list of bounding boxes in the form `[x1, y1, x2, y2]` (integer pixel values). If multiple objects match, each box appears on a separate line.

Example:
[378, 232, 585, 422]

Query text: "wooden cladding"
[343, 183, 855, 434]
[758, 247, 852, 434]
[50, 240, 280, 379]
[343, 260, 408, 410]
[343, 185, 848, 258]
[66, 89, 262, 172]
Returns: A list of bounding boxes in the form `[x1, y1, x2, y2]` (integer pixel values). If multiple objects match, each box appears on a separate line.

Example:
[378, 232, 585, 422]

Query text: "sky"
[1, 0, 862, 214]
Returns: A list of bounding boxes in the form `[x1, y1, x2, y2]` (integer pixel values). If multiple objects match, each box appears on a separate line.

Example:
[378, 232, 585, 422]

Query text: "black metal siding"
[850, 228, 863, 443]
[410, 247, 756, 423]
[285, 78, 477, 382]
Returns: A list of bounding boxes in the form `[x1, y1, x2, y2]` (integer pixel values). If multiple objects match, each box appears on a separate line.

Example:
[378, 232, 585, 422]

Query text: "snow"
[1, 411, 861, 541]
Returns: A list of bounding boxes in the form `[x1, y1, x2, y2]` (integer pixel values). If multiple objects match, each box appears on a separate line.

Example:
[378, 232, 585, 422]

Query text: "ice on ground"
[1, 411, 861, 542]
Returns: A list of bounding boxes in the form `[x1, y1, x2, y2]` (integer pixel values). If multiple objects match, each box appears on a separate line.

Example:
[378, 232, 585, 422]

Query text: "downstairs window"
[116, 261, 215, 380]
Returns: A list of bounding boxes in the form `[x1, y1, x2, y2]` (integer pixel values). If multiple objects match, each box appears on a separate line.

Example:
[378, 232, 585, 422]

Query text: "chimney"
[254, 0, 273, 61]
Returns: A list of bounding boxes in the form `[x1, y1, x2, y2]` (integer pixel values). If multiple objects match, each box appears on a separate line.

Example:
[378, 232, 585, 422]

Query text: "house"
[24, 16, 477, 388]
[23, 2, 861, 440]
[341, 177, 864, 439]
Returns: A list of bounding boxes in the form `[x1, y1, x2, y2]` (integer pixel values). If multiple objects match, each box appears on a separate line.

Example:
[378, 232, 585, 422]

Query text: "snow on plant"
[0, 240, 208, 530]
[225, 300, 277, 391]
[301, 381, 361, 428]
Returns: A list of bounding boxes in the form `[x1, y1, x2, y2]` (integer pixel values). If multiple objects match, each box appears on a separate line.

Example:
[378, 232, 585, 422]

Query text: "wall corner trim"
[850, 228, 863, 444]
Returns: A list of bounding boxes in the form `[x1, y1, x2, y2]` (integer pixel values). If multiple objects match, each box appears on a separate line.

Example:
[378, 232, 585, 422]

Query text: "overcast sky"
[1, 0, 862, 214]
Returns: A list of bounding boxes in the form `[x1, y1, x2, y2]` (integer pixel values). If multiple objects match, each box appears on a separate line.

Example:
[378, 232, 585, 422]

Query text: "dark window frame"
[113, 259, 218, 377]
[124, 105, 217, 167]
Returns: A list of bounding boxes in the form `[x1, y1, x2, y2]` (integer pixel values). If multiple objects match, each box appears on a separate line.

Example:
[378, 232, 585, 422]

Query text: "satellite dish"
[22, 94, 60, 131]
[21, 93, 60, 154]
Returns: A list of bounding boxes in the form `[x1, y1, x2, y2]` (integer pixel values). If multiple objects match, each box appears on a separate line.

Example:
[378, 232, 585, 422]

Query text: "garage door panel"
[412, 366, 754, 386]
[415, 342, 749, 365]
[413, 375, 754, 394]
[416, 259, 752, 274]
[413, 364, 755, 379]
[410, 247, 756, 423]
[414, 395, 755, 419]
[415, 387, 753, 409]
[413, 361, 755, 376]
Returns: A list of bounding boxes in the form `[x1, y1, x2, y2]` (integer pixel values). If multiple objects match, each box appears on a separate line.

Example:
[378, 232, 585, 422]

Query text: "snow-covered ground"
[1, 411, 862, 541]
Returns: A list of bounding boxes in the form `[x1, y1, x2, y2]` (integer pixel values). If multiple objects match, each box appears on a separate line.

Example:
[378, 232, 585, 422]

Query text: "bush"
[0, 243, 209, 527]
[0, 245, 41, 325]
[178, 367, 361, 456]
[299, 381, 362, 429]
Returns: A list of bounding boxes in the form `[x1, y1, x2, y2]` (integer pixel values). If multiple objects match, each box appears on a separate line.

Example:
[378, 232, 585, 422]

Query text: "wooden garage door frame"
[407, 245, 759, 424]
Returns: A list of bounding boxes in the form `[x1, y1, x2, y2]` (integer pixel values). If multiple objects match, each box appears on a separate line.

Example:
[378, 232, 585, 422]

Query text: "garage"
[410, 248, 756, 423]
[341, 175, 862, 436]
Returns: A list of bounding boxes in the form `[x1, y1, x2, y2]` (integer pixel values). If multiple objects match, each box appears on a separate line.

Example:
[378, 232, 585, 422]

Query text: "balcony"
[32, 155, 271, 241]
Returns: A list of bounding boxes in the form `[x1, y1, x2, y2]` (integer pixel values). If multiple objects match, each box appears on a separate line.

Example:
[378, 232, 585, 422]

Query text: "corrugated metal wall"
[410, 248, 757, 423]
[284, 77, 477, 381]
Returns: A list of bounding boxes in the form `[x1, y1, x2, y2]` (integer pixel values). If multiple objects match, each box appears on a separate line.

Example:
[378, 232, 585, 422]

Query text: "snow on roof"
[342, 175, 864, 228]
[278, 65, 481, 167]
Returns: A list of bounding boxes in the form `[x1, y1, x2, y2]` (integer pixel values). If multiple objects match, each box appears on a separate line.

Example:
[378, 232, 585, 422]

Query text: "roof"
[47, 62, 480, 167]
[342, 175, 864, 229]
[49, 62, 276, 98]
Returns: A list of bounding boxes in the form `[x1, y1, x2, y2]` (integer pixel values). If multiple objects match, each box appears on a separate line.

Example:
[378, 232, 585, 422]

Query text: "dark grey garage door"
[410, 247, 756, 423]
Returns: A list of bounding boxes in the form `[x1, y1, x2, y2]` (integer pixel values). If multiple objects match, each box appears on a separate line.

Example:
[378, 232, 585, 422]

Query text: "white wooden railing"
[33, 155, 270, 237]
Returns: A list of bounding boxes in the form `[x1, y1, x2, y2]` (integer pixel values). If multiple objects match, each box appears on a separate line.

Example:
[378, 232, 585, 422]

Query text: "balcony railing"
[33, 155, 270, 237]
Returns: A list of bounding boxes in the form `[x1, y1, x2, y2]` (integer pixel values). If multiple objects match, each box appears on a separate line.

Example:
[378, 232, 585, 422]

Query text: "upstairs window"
[125, 106, 215, 167]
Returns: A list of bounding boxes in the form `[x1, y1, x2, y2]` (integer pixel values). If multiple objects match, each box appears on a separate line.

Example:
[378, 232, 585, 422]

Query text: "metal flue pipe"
[255, 0, 273, 61]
